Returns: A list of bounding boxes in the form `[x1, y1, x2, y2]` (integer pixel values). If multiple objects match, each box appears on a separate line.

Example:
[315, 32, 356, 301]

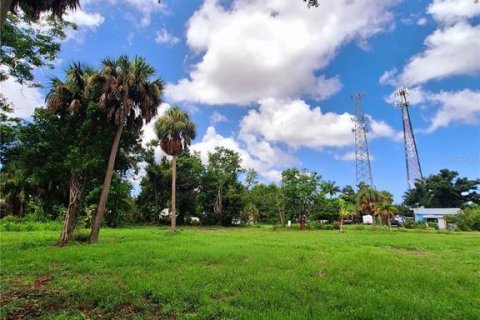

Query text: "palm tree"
[89, 56, 164, 243]
[323, 180, 340, 198]
[46, 62, 92, 246]
[356, 186, 380, 229]
[338, 199, 357, 233]
[154, 106, 196, 231]
[2, 0, 80, 26]
[375, 202, 398, 230]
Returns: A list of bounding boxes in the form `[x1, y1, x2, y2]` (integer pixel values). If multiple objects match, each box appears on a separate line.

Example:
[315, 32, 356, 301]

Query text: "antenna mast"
[352, 92, 374, 188]
[395, 87, 423, 189]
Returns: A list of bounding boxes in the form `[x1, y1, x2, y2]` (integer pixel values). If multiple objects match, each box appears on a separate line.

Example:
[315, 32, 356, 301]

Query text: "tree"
[404, 169, 480, 208]
[375, 202, 397, 230]
[282, 168, 321, 229]
[154, 106, 196, 231]
[322, 180, 340, 199]
[89, 56, 164, 243]
[46, 62, 96, 245]
[304, 0, 320, 8]
[357, 186, 380, 229]
[1, 0, 79, 27]
[1, 12, 73, 85]
[198, 147, 244, 226]
[338, 198, 357, 233]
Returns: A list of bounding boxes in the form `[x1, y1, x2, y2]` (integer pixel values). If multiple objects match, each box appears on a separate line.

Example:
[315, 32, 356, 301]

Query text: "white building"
[413, 208, 461, 229]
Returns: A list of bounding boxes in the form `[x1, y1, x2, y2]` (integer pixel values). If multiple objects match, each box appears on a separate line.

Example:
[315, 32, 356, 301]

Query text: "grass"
[1, 225, 479, 319]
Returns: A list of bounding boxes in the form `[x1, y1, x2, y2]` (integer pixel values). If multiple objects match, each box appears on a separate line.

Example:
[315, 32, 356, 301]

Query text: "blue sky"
[1, 0, 479, 202]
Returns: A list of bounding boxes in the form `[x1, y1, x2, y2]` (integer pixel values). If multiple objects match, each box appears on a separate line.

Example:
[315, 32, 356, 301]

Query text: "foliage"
[0, 12, 74, 85]
[404, 169, 480, 208]
[281, 168, 322, 226]
[445, 204, 480, 231]
[7, 0, 80, 22]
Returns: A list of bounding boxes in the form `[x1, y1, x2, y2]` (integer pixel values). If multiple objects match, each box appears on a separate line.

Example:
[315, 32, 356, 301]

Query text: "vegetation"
[1, 226, 479, 319]
[154, 106, 196, 231]
[404, 169, 480, 208]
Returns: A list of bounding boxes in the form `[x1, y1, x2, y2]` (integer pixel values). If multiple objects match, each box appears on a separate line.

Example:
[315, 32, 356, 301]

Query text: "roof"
[412, 208, 461, 215]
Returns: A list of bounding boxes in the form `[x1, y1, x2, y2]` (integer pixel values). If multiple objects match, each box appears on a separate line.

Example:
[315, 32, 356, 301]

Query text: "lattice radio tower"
[352, 92, 374, 188]
[395, 87, 423, 189]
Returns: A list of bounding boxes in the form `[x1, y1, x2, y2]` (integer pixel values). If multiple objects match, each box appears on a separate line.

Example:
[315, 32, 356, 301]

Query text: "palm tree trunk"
[340, 218, 344, 233]
[0, 0, 13, 28]
[371, 213, 376, 230]
[90, 122, 124, 243]
[57, 172, 82, 246]
[170, 155, 177, 231]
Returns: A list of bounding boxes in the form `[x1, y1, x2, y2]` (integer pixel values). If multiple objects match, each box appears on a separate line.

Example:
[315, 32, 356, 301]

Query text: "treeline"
[2, 56, 480, 245]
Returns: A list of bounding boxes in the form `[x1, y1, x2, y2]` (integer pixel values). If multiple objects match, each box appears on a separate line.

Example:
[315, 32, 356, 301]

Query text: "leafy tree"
[1, 12, 73, 85]
[375, 202, 397, 230]
[282, 168, 321, 229]
[404, 169, 480, 208]
[89, 55, 164, 243]
[199, 147, 244, 225]
[1, 0, 79, 26]
[154, 106, 196, 231]
[304, 0, 320, 8]
[445, 204, 480, 231]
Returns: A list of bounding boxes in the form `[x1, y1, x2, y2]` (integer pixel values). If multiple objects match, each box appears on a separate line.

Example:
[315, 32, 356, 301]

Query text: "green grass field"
[1, 226, 479, 319]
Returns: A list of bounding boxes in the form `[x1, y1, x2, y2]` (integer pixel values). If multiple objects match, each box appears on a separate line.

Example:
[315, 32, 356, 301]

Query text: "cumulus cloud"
[397, 22, 480, 86]
[190, 126, 296, 182]
[238, 98, 399, 150]
[64, 8, 104, 28]
[380, 0, 480, 86]
[425, 89, 480, 132]
[155, 28, 180, 46]
[167, 0, 397, 105]
[427, 0, 480, 25]
[0, 78, 44, 119]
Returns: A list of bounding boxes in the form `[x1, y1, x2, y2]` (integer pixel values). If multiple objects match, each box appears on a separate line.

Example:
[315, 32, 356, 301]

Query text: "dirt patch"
[316, 270, 326, 277]
[390, 247, 438, 257]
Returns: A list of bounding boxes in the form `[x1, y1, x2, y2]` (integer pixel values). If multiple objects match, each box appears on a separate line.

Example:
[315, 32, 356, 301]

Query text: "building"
[413, 208, 461, 229]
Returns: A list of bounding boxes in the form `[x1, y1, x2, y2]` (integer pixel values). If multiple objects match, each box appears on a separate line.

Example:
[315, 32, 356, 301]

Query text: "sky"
[1, 0, 479, 203]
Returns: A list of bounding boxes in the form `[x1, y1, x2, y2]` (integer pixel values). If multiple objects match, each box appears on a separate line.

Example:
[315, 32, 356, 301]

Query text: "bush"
[446, 205, 480, 231]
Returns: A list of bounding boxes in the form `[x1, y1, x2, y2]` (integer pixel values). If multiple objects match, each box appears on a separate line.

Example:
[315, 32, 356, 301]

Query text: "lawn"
[1, 226, 479, 319]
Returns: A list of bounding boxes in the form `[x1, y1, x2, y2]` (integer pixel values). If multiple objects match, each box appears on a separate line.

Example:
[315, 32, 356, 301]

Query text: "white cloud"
[397, 22, 480, 86]
[427, 0, 480, 25]
[64, 8, 104, 28]
[210, 110, 227, 124]
[238, 98, 399, 151]
[167, 0, 397, 105]
[425, 89, 480, 132]
[155, 28, 180, 46]
[416, 17, 428, 26]
[0, 78, 44, 119]
[332, 151, 357, 161]
[141, 103, 170, 161]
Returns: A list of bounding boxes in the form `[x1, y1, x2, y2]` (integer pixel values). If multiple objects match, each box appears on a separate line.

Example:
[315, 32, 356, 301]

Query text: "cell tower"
[352, 92, 374, 188]
[395, 87, 423, 189]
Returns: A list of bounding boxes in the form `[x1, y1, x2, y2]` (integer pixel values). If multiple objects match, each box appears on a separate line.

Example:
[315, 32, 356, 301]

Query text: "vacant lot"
[1, 226, 479, 319]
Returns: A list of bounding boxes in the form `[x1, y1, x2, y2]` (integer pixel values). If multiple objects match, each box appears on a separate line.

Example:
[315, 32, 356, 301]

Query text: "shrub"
[446, 205, 480, 231]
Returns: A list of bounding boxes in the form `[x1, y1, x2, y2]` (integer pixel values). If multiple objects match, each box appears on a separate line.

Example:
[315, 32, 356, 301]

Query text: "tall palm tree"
[356, 186, 380, 229]
[2, 0, 80, 27]
[154, 106, 196, 231]
[89, 56, 164, 243]
[46, 62, 92, 246]
[323, 180, 340, 198]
